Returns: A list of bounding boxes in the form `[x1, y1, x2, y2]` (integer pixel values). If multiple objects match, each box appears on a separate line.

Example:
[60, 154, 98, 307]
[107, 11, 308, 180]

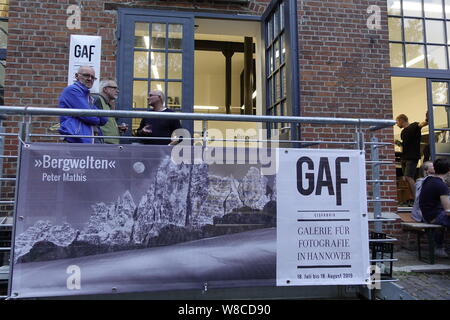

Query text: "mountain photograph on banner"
[11, 144, 277, 298]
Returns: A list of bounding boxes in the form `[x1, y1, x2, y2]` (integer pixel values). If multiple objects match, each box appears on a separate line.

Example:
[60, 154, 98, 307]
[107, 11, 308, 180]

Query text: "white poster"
[68, 35, 102, 93]
[276, 149, 370, 286]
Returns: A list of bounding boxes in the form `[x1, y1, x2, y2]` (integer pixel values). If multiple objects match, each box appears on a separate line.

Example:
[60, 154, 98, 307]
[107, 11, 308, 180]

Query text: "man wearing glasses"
[59, 66, 108, 143]
[93, 79, 128, 144]
[135, 89, 182, 145]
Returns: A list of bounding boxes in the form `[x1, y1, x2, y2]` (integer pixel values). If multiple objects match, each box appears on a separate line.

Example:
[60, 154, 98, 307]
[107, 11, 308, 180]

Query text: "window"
[123, 15, 193, 132]
[133, 22, 184, 111]
[119, 0, 299, 138]
[266, 2, 287, 123]
[429, 79, 450, 158]
[388, 0, 450, 69]
[262, 0, 299, 142]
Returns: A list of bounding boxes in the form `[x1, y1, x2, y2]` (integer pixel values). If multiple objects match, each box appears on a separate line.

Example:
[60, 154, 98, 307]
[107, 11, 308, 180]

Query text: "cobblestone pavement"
[390, 249, 450, 300]
[394, 271, 450, 300]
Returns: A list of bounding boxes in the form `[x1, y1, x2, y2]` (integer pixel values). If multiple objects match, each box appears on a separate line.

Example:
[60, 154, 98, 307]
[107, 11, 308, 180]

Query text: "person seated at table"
[411, 161, 435, 222]
[419, 158, 450, 258]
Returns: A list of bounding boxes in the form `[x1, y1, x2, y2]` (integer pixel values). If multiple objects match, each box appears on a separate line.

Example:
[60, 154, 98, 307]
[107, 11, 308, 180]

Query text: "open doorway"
[192, 18, 262, 148]
[391, 76, 429, 207]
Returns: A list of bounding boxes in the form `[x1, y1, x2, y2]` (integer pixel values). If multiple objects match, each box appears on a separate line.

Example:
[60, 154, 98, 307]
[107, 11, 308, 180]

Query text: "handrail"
[0, 106, 396, 128]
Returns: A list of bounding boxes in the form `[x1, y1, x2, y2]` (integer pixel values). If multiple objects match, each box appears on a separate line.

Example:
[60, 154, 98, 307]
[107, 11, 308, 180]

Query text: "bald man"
[59, 66, 108, 143]
[135, 89, 182, 145]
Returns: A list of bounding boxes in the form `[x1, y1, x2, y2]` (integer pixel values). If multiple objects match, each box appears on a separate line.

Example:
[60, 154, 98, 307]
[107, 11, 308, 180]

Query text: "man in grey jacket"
[411, 161, 435, 222]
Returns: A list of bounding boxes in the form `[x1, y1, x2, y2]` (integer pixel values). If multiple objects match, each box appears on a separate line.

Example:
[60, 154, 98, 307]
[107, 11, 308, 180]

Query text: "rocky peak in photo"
[14, 157, 275, 262]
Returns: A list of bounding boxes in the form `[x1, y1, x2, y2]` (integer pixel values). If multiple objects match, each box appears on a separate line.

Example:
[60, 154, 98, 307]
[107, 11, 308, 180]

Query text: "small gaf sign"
[276, 149, 370, 286]
[67, 35, 101, 93]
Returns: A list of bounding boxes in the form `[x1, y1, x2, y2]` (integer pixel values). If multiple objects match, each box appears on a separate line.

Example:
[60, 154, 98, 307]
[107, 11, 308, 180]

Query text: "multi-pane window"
[388, 0, 450, 69]
[132, 22, 183, 129]
[266, 1, 287, 128]
[429, 80, 450, 157]
[0, 0, 7, 18]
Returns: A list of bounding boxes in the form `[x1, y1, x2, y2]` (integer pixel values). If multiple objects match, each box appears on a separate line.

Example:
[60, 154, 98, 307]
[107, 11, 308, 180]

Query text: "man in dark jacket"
[396, 113, 428, 201]
[135, 89, 182, 145]
[419, 158, 450, 258]
[59, 66, 107, 143]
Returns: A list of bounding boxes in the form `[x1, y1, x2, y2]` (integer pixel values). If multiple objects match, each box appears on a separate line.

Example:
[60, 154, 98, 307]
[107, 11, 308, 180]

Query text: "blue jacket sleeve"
[60, 86, 107, 126]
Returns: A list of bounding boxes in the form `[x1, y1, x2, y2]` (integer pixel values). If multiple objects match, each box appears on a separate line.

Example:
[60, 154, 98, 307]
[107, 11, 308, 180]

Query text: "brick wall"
[295, 0, 398, 243]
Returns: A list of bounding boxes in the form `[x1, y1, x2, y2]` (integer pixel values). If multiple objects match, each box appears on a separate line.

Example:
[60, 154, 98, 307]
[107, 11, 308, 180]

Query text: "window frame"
[388, 0, 450, 71]
[117, 3, 300, 138]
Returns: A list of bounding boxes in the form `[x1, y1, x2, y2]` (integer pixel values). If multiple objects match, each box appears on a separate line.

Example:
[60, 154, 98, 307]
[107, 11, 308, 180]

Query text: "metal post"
[370, 134, 383, 301]
[355, 125, 374, 300]
[355, 124, 365, 151]
[202, 120, 207, 146]
[0, 118, 4, 181]
[7, 119, 27, 299]
[371, 135, 382, 233]
[19, 120, 29, 144]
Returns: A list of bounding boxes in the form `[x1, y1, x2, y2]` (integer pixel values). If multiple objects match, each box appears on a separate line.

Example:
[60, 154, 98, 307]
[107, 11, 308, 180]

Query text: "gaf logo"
[296, 156, 350, 206]
[35, 155, 116, 172]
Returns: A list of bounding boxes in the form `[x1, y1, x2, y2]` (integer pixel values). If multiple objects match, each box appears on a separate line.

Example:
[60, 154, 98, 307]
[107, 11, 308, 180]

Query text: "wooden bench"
[401, 222, 445, 264]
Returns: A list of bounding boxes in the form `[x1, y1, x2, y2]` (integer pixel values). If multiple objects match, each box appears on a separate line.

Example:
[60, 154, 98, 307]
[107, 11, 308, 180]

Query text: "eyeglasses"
[149, 94, 162, 98]
[106, 86, 118, 90]
[79, 73, 97, 81]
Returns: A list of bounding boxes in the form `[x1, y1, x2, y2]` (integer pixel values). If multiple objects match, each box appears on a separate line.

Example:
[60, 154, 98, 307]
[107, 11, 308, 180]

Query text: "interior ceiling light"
[194, 105, 220, 110]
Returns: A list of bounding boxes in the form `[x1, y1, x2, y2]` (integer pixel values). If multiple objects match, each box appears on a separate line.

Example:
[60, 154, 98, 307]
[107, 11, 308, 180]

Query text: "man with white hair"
[93, 79, 128, 144]
[419, 158, 450, 258]
[59, 66, 107, 143]
[411, 161, 435, 222]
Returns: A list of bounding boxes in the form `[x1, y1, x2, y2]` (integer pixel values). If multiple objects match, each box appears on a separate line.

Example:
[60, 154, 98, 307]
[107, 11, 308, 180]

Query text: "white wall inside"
[193, 18, 262, 145]
[194, 50, 227, 111]
[194, 18, 261, 113]
[391, 77, 428, 152]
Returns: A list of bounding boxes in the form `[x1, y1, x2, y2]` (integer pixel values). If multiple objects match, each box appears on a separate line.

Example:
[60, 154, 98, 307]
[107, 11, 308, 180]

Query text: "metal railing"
[0, 105, 397, 300]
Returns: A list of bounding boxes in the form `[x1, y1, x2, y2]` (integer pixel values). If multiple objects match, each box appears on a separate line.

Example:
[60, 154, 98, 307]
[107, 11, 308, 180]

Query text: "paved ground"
[395, 271, 450, 300]
[391, 249, 450, 300]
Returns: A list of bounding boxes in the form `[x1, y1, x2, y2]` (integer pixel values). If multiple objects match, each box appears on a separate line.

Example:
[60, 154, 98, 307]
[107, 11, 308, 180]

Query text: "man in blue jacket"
[59, 66, 108, 143]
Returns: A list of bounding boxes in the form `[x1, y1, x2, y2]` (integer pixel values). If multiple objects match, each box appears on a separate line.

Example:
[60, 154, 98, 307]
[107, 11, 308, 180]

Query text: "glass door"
[118, 10, 195, 134]
[262, 0, 299, 142]
[427, 79, 450, 159]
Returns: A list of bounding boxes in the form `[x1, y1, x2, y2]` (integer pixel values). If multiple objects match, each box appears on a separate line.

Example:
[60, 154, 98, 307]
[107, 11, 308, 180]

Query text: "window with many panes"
[266, 1, 287, 121]
[120, 0, 298, 136]
[388, 0, 450, 69]
[132, 22, 184, 129]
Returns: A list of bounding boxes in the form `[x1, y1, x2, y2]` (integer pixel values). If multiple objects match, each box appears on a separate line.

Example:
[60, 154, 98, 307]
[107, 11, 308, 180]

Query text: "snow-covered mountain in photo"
[14, 156, 276, 263]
